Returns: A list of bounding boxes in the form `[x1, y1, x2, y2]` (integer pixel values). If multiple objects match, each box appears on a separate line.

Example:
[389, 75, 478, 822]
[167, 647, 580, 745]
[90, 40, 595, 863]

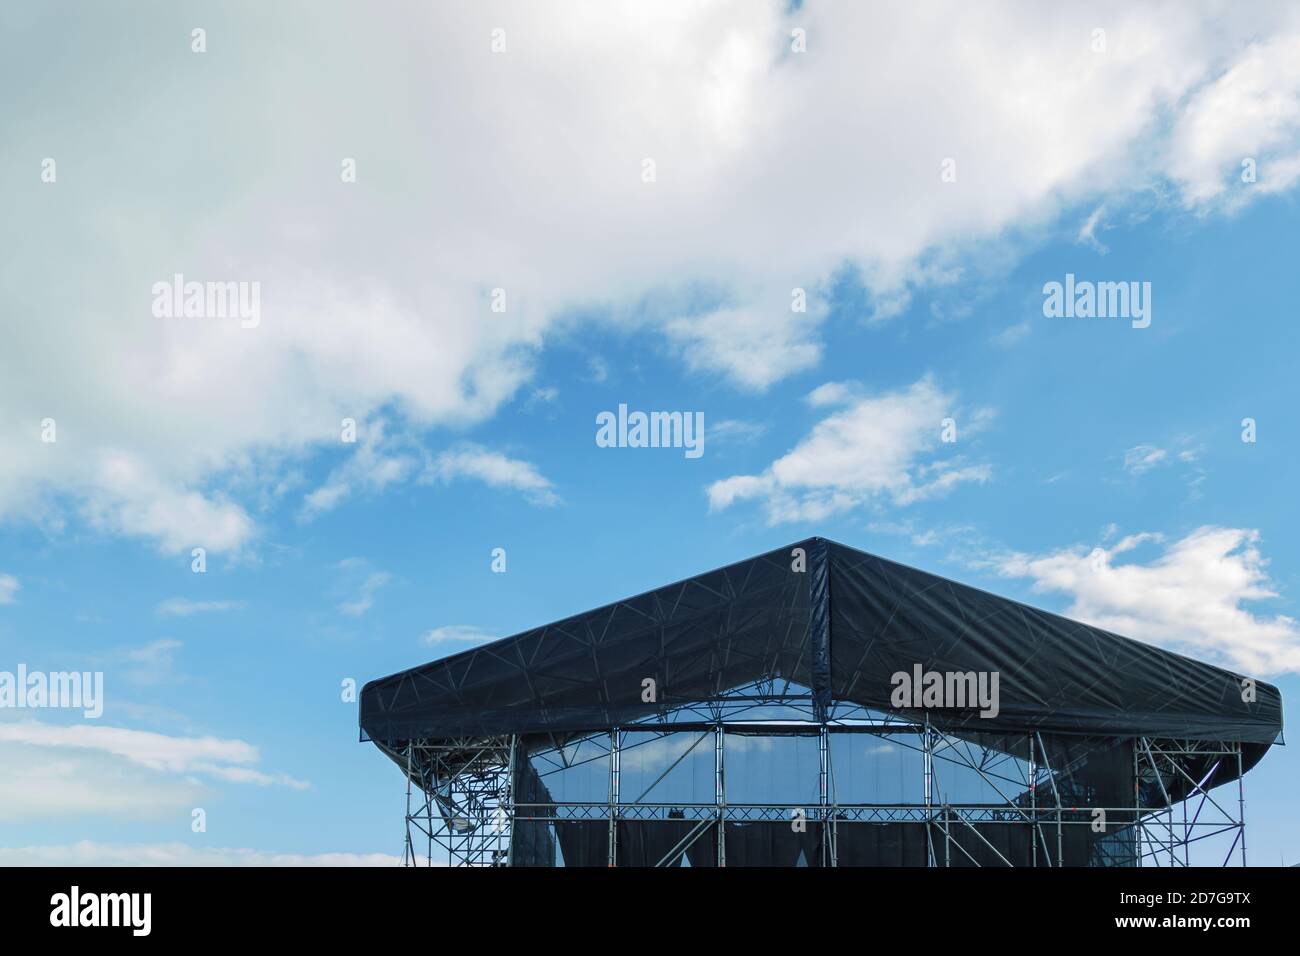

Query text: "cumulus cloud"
[664, 301, 824, 390]
[0, 573, 17, 605]
[4, 2, 1300, 552]
[707, 376, 989, 523]
[994, 526, 1300, 675]
[79, 452, 255, 555]
[1168, 33, 1300, 206]
[0, 842, 401, 867]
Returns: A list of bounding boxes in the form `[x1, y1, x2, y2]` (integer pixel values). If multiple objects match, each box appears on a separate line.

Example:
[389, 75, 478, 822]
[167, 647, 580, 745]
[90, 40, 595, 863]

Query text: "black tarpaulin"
[835, 823, 928, 867]
[549, 819, 1125, 867]
[361, 538, 1283, 762]
[555, 820, 717, 867]
[826, 543, 1280, 744]
[510, 749, 556, 867]
[722, 822, 824, 866]
[363, 541, 816, 741]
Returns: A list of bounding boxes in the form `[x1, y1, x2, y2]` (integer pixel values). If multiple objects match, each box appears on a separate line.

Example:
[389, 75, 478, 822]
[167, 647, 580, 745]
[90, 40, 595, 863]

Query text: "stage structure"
[360, 538, 1283, 867]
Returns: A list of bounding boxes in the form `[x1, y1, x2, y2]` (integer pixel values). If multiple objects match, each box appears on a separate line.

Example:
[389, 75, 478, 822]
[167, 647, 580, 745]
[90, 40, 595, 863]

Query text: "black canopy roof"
[360, 538, 1283, 752]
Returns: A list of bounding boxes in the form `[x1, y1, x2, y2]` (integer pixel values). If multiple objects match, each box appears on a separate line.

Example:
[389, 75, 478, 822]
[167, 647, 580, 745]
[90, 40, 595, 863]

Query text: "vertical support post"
[425, 752, 433, 867]
[607, 728, 620, 867]
[715, 722, 727, 867]
[1237, 744, 1247, 868]
[1182, 792, 1188, 867]
[819, 723, 836, 867]
[1038, 733, 1062, 868]
[1058, 805, 1063, 867]
[1029, 733, 1037, 868]
[1170, 770, 1180, 874]
[923, 715, 933, 867]
[403, 740, 414, 868]
[944, 805, 951, 867]
[1143, 739, 1175, 867]
[505, 733, 518, 867]
[1134, 738, 1143, 867]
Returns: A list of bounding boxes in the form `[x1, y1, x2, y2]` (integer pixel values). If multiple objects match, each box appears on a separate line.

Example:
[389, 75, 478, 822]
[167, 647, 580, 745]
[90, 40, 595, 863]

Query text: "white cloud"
[301, 424, 557, 516]
[707, 376, 989, 523]
[0, 842, 401, 867]
[0, 721, 258, 772]
[0, 573, 17, 605]
[425, 443, 558, 506]
[4, 2, 1300, 551]
[1168, 33, 1300, 206]
[665, 302, 823, 390]
[155, 598, 245, 617]
[120, 638, 184, 687]
[337, 560, 392, 618]
[300, 419, 421, 520]
[1123, 443, 1170, 475]
[525, 386, 559, 409]
[422, 625, 498, 647]
[806, 382, 860, 408]
[0, 721, 309, 821]
[870, 519, 978, 550]
[199, 766, 312, 790]
[1077, 204, 1110, 254]
[1119, 440, 1205, 497]
[709, 419, 768, 445]
[301, 482, 349, 517]
[0, 741, 205, 823]
[0, 721, 306, 784]
[994, 526, 1300, 675]
[79, 452, 254, 555]
[992, 321, 1033, 348]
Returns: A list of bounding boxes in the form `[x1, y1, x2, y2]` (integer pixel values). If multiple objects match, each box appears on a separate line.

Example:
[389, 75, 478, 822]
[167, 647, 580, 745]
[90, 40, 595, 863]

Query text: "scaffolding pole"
[715, 722, 726, 867]
[607, 728, 620, 867]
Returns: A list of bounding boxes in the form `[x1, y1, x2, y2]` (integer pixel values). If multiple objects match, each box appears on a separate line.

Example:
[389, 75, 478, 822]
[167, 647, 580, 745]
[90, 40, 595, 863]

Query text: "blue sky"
[2, 1, 1299, 865]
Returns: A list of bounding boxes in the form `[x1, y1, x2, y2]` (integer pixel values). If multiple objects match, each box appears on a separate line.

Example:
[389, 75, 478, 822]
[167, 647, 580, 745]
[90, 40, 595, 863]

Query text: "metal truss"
[1131, 737, 1248, 867]
[396, 735, 515, 866]
[391, 682, 1248, 867]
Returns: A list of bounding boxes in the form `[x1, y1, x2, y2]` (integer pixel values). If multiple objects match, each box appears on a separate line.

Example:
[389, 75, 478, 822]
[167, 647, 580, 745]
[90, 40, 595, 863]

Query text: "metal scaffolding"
[391, 683, 1249, 867]
[399, 734, 514, 867]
